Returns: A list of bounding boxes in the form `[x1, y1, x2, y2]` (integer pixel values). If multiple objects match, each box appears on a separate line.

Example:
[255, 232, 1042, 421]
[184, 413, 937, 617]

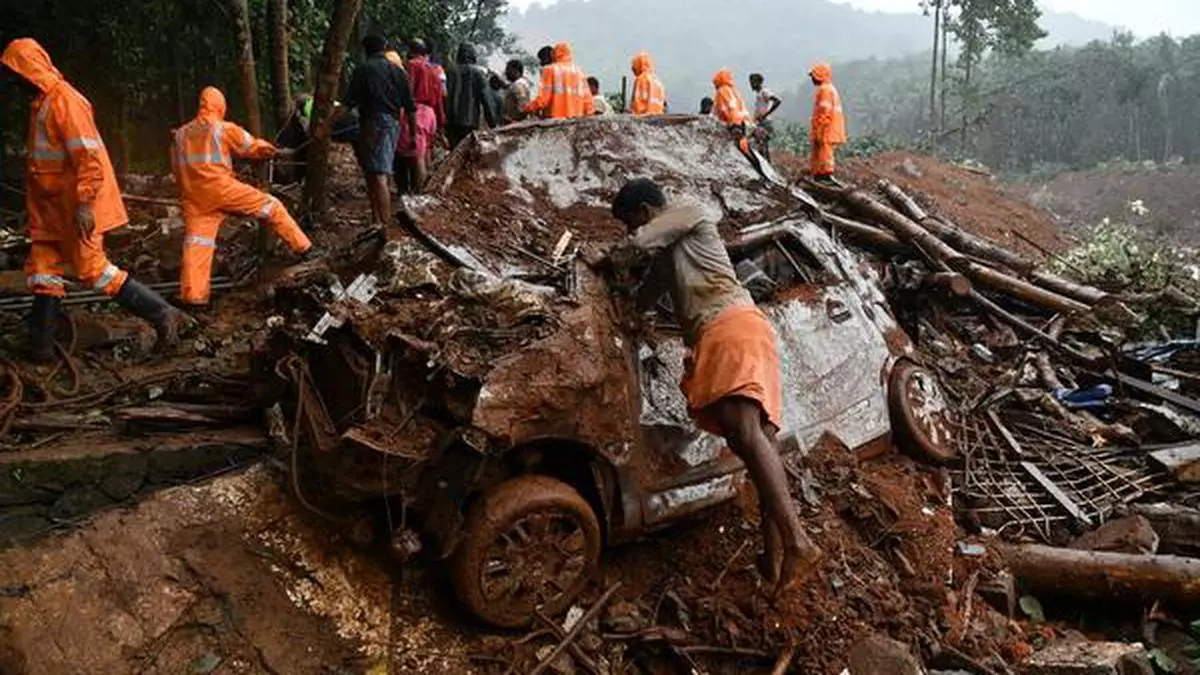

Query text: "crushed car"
[258, 116, 956, 628]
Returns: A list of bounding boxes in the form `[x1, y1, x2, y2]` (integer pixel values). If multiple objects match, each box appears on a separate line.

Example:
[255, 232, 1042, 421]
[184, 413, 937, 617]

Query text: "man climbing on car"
[606, 178, 822, 594]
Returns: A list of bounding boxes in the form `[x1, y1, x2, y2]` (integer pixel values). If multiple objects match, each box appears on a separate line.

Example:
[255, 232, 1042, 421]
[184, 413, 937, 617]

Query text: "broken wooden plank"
[1148, 441, 1200, 483]
[1020, 461, 1094, 527]
[1113, 372, 1200, 415]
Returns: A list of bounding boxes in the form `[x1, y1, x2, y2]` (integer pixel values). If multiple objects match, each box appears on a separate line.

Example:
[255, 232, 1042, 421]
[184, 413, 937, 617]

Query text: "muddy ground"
[0, 140, 1158, 674]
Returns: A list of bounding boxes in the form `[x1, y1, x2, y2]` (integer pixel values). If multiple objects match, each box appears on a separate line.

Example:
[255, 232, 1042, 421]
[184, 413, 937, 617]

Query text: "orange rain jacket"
[1, 38, 127, 242]
[526, 42, 594, 119]
[2, 38, 130, 297]
[630, 52, 666, 115]
[171, 87, 310, 305]
[809, 63, 847, 145]
[712, 68, 750, 127]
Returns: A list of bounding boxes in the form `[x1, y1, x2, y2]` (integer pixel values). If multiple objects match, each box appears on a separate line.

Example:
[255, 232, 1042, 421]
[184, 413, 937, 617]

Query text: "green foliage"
[828, 31, 1200, 174]
[1052, 216, 1200, 337]
[773, 121, 900, 159]
[0, 0, 514, 172]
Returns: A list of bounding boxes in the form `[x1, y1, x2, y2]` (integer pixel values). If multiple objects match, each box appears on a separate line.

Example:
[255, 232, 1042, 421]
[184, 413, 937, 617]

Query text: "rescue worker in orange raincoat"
[630, 52, 667, 116]
[171, 87, 313, 309]
[0, 38, 187, 360]
[711, 68, 753, 155]
[525, 42, 594, 119]
[808, 63, 847, 184]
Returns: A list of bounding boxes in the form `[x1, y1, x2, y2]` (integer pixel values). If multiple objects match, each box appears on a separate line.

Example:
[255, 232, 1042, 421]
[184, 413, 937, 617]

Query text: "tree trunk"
[840, 188, 1091, 315]
[928, 0, 941, 148]
[302, 0, 362, 217]
[999, 543, 1200, 608]
[939, 17, 949, 131]
[228, 0, 263, 137]
[268, 0, 292, 131]
[117, 95, 131, 180]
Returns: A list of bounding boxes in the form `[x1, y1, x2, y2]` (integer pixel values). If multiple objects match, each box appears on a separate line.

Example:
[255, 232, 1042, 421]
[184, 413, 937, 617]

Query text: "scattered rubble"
[0, 120, 1196, 675]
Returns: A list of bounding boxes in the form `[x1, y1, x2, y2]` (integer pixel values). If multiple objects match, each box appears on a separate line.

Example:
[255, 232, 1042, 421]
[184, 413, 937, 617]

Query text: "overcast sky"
[508, 0, 1200, 37]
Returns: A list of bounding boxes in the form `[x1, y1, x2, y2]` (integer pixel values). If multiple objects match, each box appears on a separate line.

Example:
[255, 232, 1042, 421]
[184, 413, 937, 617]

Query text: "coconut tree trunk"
[268, 0, 292, 130]
[302, 0, 362, 217]
[228, 0, 263, 137]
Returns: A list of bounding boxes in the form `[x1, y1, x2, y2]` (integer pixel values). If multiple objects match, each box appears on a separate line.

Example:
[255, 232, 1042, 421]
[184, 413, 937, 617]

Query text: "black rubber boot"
[115, 278, 188, 352]
[28, 295, 60, 363]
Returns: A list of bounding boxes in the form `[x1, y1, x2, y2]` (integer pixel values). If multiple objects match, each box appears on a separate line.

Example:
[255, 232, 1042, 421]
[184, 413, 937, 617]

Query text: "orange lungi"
[810, 141, 836, 176]
[681, 304, 783, 435]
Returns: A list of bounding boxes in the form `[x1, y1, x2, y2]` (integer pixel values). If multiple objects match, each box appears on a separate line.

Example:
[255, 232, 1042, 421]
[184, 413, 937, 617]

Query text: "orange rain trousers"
[180, 186, 309, 305]
[681, 304, 783, 435]
[26, 235, 127, 298]
[810, 141, 836, 177]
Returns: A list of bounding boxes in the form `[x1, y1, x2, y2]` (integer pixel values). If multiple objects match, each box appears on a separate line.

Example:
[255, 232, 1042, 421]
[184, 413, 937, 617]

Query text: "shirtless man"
[608, 178, 822, 592]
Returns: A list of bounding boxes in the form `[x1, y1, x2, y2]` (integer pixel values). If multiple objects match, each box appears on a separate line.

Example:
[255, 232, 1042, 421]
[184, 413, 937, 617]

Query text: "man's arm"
[344, 66, 364, 111]
[525, 67, 555, 114]
[226, 122, 276, 160]
[56, 95, 107, 215]
[631, 204, 704, 253]
[761, 91, 783, 121]
[396, 69, 419, 149]
[812, 87, 834, 143]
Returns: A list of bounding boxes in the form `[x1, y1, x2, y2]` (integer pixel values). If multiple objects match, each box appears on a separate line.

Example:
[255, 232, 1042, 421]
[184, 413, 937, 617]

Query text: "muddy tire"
[889, 360, 957, 464]
[451, 475, 601, 628]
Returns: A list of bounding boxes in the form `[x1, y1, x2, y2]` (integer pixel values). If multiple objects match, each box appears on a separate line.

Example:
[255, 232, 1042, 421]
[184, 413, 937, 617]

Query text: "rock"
[1026, 641, 1149, 675]
[98, 453, 148, 501]
[48, 485, 112, 521]
[1071, 516, 1159, 555]
[0, 508, 52, 546]
[976, 569, 1017, 618]
[601, 600, 646, 634]
[899, 158, 924, 178]
[847, 635, 923, 675]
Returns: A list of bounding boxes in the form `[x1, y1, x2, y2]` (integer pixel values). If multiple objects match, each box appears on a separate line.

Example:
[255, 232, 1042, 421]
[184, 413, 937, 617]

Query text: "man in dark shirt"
[345, 34, 417, 226]
[444, 43, 498, 148]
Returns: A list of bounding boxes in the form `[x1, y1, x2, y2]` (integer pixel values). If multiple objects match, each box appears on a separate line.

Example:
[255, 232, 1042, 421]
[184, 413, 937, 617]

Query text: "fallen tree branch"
[529, 582, 622, 675]
[999, 543, 1200, 607]
[840, 187, 1090, 315]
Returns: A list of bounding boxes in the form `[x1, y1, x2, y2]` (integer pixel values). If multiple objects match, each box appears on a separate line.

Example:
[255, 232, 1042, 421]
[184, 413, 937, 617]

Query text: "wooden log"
[1148, 441, 1200, 483]
[879, 179, 1113, 307]
[964, 263, 1090, 315]
[841, 188, 1089, 315]
[879, 179, 1031, 273]
[840, 187, 967, 267]
[998, 543, 1200, 607]
[821, 213, 908, 253]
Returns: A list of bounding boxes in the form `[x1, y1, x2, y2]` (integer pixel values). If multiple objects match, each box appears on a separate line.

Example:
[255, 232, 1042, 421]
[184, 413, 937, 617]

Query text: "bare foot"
[773, 545, 823, 598]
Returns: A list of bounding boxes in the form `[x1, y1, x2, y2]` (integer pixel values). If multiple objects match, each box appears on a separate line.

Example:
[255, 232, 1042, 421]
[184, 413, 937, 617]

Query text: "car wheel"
[889, 360, 957, 464]
[451, 474, 602, 628]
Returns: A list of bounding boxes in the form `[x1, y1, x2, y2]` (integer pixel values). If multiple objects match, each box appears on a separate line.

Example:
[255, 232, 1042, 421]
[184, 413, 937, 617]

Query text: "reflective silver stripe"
[93, 264, 120, 290]
[32, 99, 65, 162]
[27, 274, 65, 288]
[258, 199, 275, 218]
[211, 123, 226, 164]
[185, 234, 216, 248]
[31, 148, 68, 160]
[240, 129, 253, 152]
[65, 137, 102, 150]
[817, 101, 834, 109]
